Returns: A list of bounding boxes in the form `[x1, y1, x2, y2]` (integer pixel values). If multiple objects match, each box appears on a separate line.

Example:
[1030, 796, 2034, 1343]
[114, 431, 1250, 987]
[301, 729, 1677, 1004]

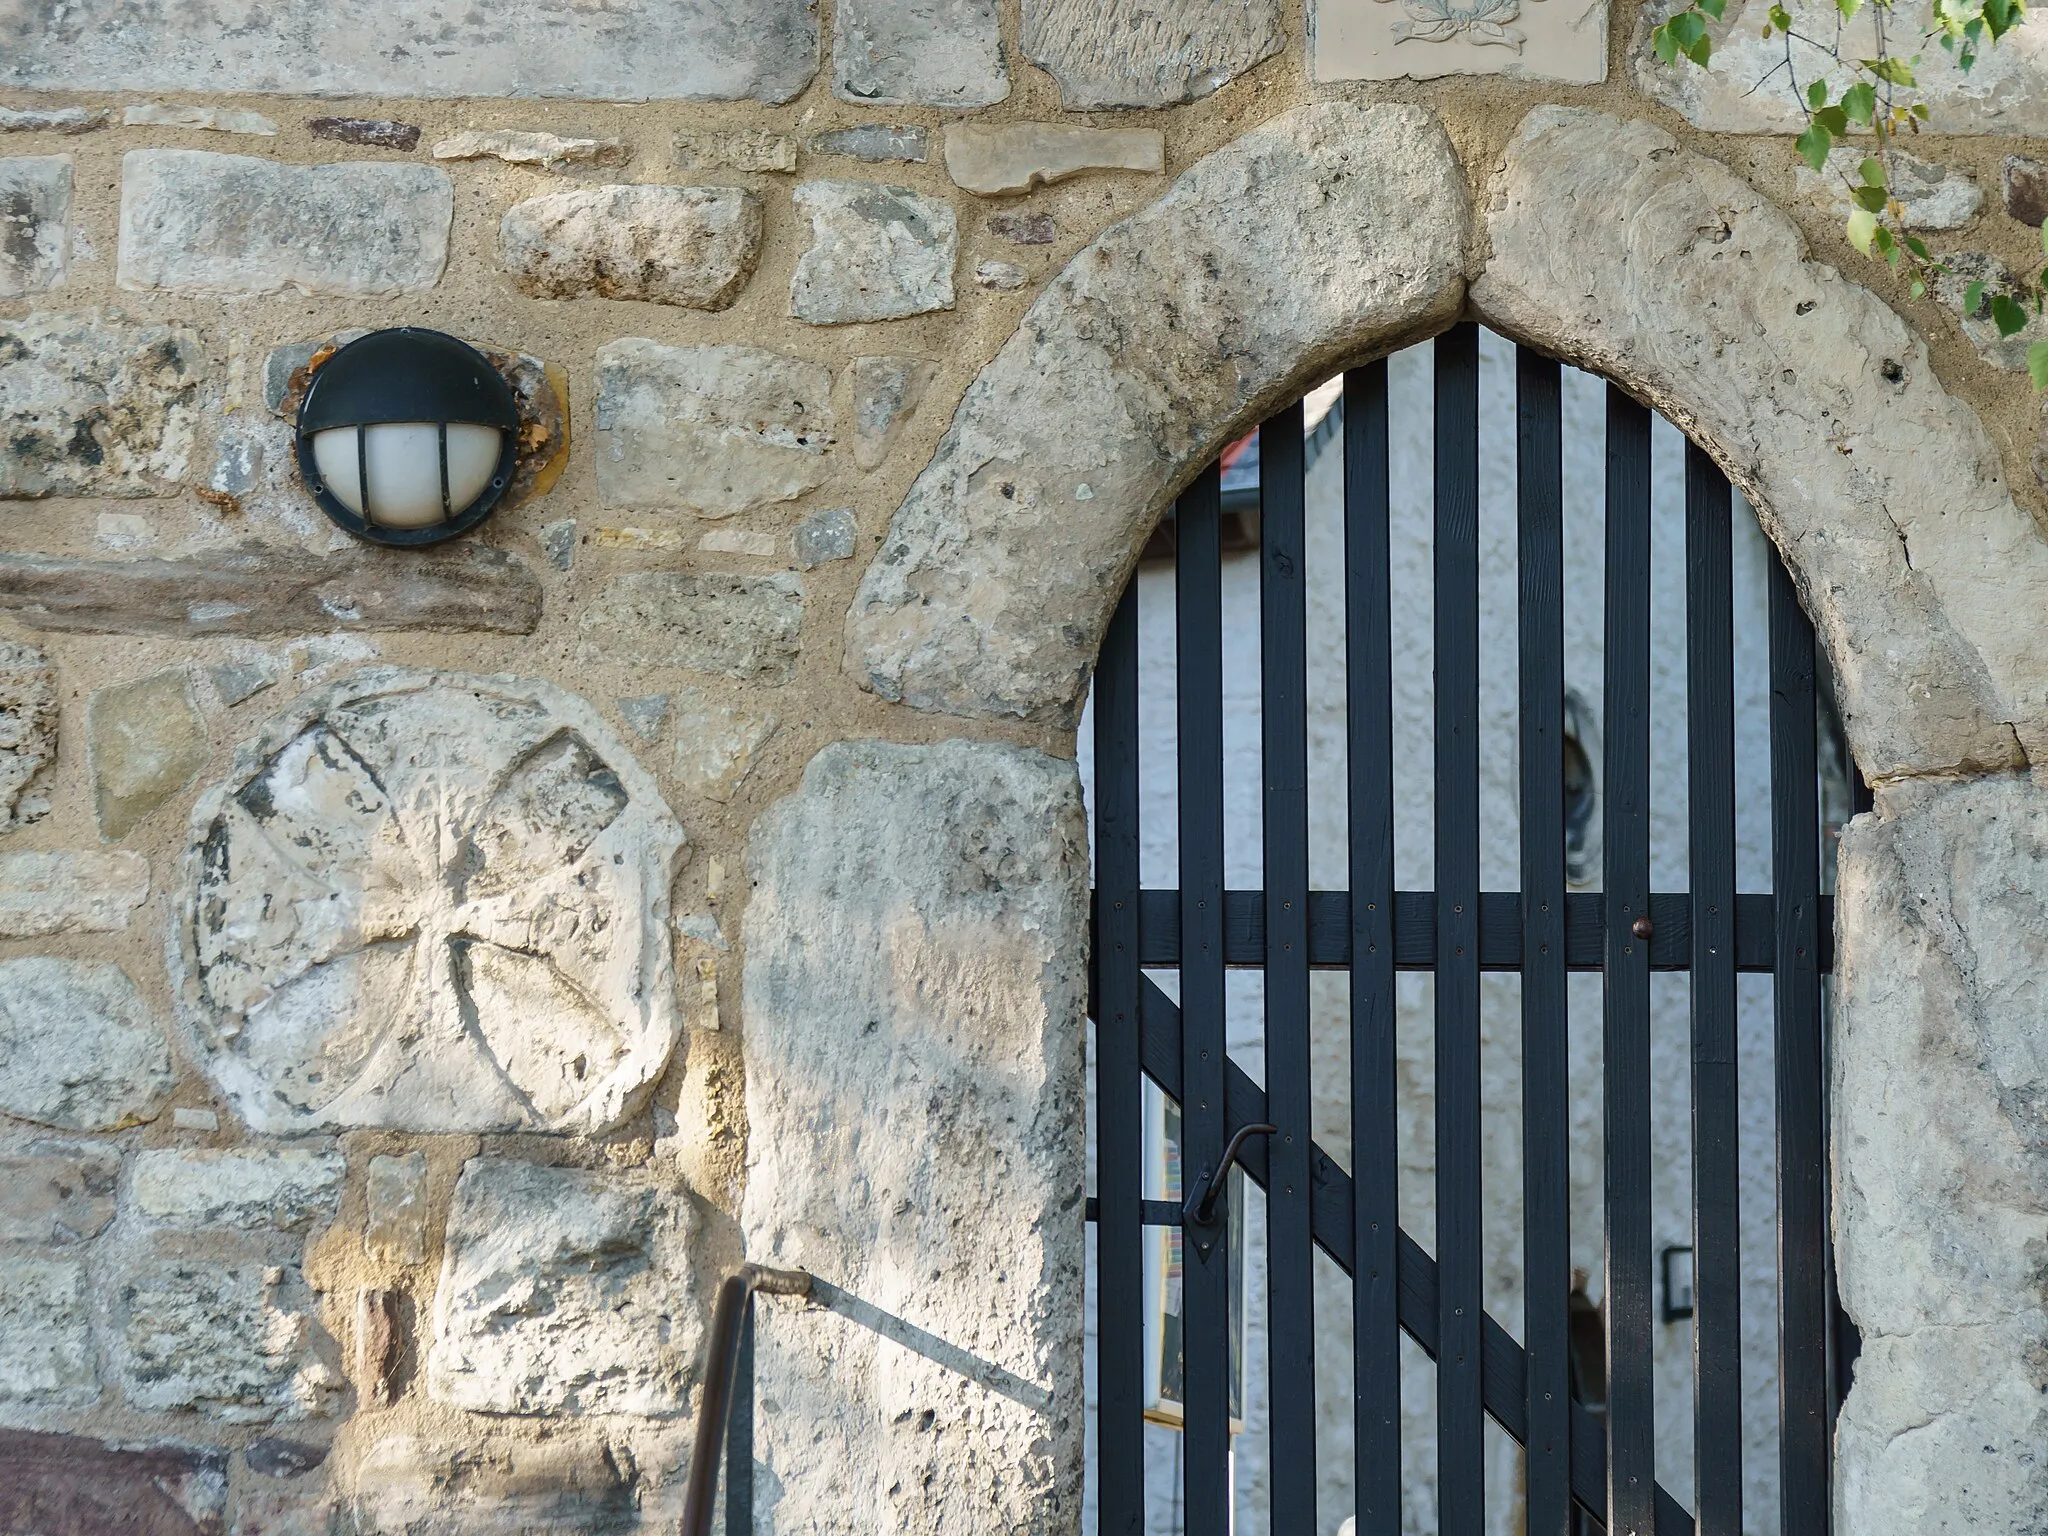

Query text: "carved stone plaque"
[1311, 0, 1607, 81]
[173, 669, 686, 1136]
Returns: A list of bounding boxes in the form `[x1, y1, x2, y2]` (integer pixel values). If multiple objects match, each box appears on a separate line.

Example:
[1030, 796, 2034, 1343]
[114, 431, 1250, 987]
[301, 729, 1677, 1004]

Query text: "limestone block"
[594, 340, 832, 516]
[791, 181, 956, 324]
[672, 690, 778, 803]
[501, 185, 762, 309]
[835, 0, 1009, 107]
[618, 694, 672, 742]
[0, 1255, 96, 1407]
[974, 260, 1027, 291]
[432, 129, 626, 170]
[308, 117, 421, 152]
[123, 104, 277, 135]
[88, 669, 208, 840]
[0, 642, 56, 830]
[0, 544, 544, 637]
[541, 519, 577, 572]
[1312, 0, 1606, 82]
[1937, 252, 2048, 372]
[1472, 108, 2048, 779]
[2, 0, 820, 102]
[133, 1149, 345, 1232]
[0, 1430, 227, 1536]
[208, 658, 280, 708]
[1631, 0, 2048, 133]
[364, 1152, 429, 1265]
[1795, 147, 1980, 231]
[117, 151, 452, 298]
[350, 1430, 640, 1533]
[116, 1256, 345, 1422]
[0, 959, 174, 1131]
[943, 122, 1163, 197]
[0, 850, 150, 937]
[848, 354, 936, 471]
[674, 129, 799, 173]
[1022, 0, 1285, 107]
[1834, 775, 2048, 1532]
[0, 1142, 120, 1244]
[794, 506, 858, 568]
[355, 1287, 401, 1408]
[2008, 156, 2048, 227]
[0, 310, 205, 499]
[579, 572, 806, 682]
[847, 103, 1468, 721]
[172, 669, 686, 1137]
[697, 527, 778, 557]
[426, 1158, 704, 1416]
[742, 739, 1088, 1534]
[0, 155, 70, 297]
[989, 210, 1057, 244]
[0, 106, 108, 134]
[808, 124, 929, 164]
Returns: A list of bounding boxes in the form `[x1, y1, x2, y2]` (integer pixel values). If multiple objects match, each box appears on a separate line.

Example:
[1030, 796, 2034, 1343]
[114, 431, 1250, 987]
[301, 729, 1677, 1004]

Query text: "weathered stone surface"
[1835, 775, 2048, 1534]
[172, 670, 685, 1139]
[743, 740, 1086, 1534]
[0, 544, 544, 637]
[0, 1142, 120, 1244]
[674, 128, 799, 173]
[247, 1438, 327, 1479]
[0, 155, 70, 297]
[1022, 0, 1284, 106]
[208, 658, 280, 708]
[989, 210, 1057, 244]
[579, 571, 805, 682]
[794, 506, 858, 568]
[426, 1158, 703, 1416]
[502, 184, 761, 309]
[848, 354, 936, 471]
[117, 1257, 345, 1422]
[848, 103, 1467, 720]
[697, 527, 779, 557]
[943, 123, 1163, 197]
[618, 694, 671, 742]
[351, 1431, 639, 1534]
[88, 669, 207, 839]
[433, 129, 625, 170]
[0, 1429, 227, 1536]
[0, 641, 56, 830]
[974, 259, 1027, 291]
[3, 1, 821, 103]
[1937, 251, 2048, 372]
[1631, 0, 2048, 133]
[0, 959, 173, 1130]
[835, 0, 1008, 107]
[1796, 147, 1980, 231]
[118, 151, 452, 298]
[1312, 0, 1607, 82]
[0, 106, 108, 135]
[541, 518, 578, 572]
[2008, 155, 2048, 226]
[133, 1149, 345, 1231]
[673, 690, 778, 803]
[172, 1107, 219, 1132]
[808, 124, 928, 163]
[364, 1152, 429, 1265]
[0, 1254, 96, 1405]
[355, 1287, 402, 1408]
[1473, 107, 2048, 778]
[791, 181, 956, 324]
[308, 116, 420, 152]
[0, 850, 150, 936]
[594, 340, 832, 516]
[0, 310, 205, 499]
[123, 103, 277, 135]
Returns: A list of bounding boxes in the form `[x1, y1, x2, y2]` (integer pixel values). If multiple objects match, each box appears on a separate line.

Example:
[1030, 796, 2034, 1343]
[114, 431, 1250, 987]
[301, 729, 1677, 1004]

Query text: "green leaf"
[1653, 22, 1680, 61]
[1771, 2, 1794, 26]
[1905, 235, 1932, 260]
[1993, 293, 2030, 337]
[1910, 278, 1928, 298]
[1836, 0, 1863, 18]
[1797, 123, 1834, 172]
[1853, 185, 1889, 211]
[1912, 103, 1931, 119]
[1846, 208, 1879, 254]
[1700, 0, 1727, 19]
[2029, 340, 2048, 390]
[1808, 78, 1830, 108]
[1864, 55, 1918, 84]
[1686, 31, 1713, 63]
[1965, 278, 1988, 316]
[1814, 105, 1849, 134]
[1667, 10, 1707, 47]
[1842, 81, 1879, 123]
[1859, 156, 1887, 187]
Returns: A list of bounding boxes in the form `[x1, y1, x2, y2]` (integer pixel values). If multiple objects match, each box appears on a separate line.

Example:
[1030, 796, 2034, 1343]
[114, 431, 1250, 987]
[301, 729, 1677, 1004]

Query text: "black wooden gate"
[1087, 325, 1850, 1536]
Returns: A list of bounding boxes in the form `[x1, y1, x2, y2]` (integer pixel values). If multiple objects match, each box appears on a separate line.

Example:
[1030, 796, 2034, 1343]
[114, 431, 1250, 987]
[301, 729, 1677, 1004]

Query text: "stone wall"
[4, 1, 2048, 1533]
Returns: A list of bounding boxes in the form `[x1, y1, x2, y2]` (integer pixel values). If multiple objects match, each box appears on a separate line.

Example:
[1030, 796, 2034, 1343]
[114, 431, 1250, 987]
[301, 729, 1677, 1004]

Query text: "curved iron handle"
[1182, 1122, 1278, 1229]
[680, 1263, 811, 1536]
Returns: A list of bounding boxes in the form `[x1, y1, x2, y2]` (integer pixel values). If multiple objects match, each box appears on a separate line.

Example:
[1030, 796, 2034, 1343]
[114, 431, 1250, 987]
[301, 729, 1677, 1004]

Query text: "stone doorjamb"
[840, 100, 2048, 1533]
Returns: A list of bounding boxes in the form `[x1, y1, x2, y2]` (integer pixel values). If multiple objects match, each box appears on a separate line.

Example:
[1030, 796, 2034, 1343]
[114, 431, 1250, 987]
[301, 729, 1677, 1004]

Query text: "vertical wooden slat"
[1603, 384, 1656, 1536]
[1686, 443, 1743, 1536]
[1434, 322, 1485, 1536]
[1177, 461, 1233, 1536]
[1346, 361, 1402, 1536]
[1771, 542, 1829, 1535]
[1094, 584, 1145, 1536]
[1516, 346, 1571, 1536]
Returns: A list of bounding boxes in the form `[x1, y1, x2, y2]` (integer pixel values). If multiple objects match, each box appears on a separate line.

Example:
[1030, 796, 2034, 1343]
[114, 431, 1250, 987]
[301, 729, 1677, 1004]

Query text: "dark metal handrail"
[680, 1263, 811, 1536]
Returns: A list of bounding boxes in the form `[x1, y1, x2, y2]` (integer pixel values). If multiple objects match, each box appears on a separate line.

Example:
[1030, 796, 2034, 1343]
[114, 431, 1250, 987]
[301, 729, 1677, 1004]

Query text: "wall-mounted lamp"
[295, 328, 521, 547]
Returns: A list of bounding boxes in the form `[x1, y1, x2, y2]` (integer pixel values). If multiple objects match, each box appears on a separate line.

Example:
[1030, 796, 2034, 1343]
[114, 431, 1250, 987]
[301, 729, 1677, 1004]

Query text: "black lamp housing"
[294, 328, 523, 548]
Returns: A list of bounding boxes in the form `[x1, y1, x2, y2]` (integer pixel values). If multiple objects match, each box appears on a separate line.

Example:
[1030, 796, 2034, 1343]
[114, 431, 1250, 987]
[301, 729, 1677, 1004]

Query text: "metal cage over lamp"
[295, 328, 521, 547]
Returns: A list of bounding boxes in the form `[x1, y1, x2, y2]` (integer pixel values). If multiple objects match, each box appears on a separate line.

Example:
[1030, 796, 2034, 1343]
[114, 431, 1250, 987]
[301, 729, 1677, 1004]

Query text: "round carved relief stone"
[172, 668, 686, 1136]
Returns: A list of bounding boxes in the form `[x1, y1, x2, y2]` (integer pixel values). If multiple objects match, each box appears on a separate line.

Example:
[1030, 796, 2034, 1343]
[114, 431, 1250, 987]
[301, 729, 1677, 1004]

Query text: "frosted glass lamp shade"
[311, 423, 506, 529]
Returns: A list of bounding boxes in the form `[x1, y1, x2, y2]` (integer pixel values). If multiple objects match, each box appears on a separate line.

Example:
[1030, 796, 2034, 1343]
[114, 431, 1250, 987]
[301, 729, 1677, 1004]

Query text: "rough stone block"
[0, 106, 108, 135]
[848, 355, 936, 471]
[943, 122, 1163, 197]
[0, 310, 205, 499]
[0, 1254, 96, 1407]
[425, 1158, 703, 1416]
[88, 669, 208, 840]
[123, 104, 277, 135]
[0, 641, 57, 830]
[989, 210, 1057, 244]
[0, 958, 174, 1131]
[673, 690, 779, 803]
[791, 181, 956, 324]
[1938, 251, 2048, 371]
[2, 0, 820, 102]
[974, 259, 1026, 290]
[0, 1429, 227, 1536]
[0, 154, 70, 297]
[1022, 0, 1284, 106]
[618, 694, 672, 742]
[594, 339, 832, 516]
[502, 184, 762, 309]
[117, 151, 452, 298]
[116, 1256, 345, 1422]
[1313, 0, 1607, 82]
[364, 1152, 429, 1265]
[807, 124, 928, 163]
[174, 669, 685, 1138]
[674, 129, 800, 173]
[1796, 147, 1980, 230]
[0, 544, 544, 637]
[2007, 155, 2048, 226]
[432, 129, 626, 170]
[794, 506, 859, 568]
[742, 740, 1087, 1534]
[351, 1431, 639, 1534]
[835, 0, 1008, 106]
[354, 1286, 402, 1408]
[580, 571, 805, 682]
[0, 850, 150, 937]
[0, 1142, 121, 1244]
[133, 1149, 345, 1232]
[208, 658, 280, 708]
[697, 527, 779, 557]
[307, 117, 420, 151]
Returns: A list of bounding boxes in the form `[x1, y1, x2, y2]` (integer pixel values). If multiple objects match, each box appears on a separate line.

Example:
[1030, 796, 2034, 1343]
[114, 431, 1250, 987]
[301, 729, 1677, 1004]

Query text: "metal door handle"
[1181, 1121, 1278, 1230]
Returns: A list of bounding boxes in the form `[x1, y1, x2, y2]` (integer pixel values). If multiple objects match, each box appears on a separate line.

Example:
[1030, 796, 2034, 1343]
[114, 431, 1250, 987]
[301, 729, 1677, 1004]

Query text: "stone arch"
[843, 100, 2048, 1530]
